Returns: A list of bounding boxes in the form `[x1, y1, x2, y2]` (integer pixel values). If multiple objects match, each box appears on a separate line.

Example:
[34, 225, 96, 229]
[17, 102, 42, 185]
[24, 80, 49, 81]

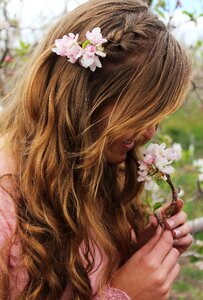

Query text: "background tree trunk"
[188, 217, 203, 234]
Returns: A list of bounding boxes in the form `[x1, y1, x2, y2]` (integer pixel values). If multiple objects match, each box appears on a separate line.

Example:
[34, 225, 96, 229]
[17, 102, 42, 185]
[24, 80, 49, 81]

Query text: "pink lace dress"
[0, 150, 131, 299]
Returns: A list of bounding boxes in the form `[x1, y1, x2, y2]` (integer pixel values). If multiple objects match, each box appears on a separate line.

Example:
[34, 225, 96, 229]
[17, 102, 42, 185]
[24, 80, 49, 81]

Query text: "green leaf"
[153, 202, 163, 211]
[157, 0, 166, 9]
[195, 40, 203, 49]
[182, 10, 194, 19]
[19, 40, 30, 50]
[155, 179, 164, 186]
[190, 256, 200, 263]
[157, 133, 173, 147]
[20, 40, 25, 48]
[82, 40, 91, 49]
[182, 11, 197, 23]
[14, 41, 31, 57]
[154, 7, 165, 18]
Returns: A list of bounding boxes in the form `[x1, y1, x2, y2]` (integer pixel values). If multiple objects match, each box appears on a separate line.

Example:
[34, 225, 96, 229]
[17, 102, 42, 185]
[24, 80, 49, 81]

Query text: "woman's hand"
[163, 201, 193, 254]
[137, 199, 193, 255]
[110, 199, 193, 299]
[157, 199, 193, 254]
[111, 227, 180, 300]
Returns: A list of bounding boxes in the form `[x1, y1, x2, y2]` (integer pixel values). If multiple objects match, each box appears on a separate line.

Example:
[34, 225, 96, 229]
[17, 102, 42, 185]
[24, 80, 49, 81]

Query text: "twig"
[166, 174, 178, 201]
[0, 0, 9, 65]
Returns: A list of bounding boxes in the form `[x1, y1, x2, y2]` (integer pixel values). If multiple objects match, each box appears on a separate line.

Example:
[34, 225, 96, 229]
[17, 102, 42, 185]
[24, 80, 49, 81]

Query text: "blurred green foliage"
[15, 41, 31, 57]
[158, 102, 203, 299]
[161, 105, 203, 158]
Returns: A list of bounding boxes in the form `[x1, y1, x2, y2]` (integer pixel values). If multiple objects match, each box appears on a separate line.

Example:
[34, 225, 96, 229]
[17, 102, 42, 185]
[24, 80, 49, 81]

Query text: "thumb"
[161, 198, 184, 218]
[148, 214, 159, 229]
[135, 215, 158, 249]
[135, 225, 162, 259]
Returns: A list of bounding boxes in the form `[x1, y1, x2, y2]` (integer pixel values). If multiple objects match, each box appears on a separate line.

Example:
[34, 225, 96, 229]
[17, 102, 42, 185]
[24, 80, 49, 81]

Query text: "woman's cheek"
[143, 126, 156, 140]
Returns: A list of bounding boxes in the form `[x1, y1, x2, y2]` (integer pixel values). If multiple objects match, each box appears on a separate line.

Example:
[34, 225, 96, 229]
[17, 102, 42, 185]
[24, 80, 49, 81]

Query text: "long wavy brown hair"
[0, 0, 191, 299]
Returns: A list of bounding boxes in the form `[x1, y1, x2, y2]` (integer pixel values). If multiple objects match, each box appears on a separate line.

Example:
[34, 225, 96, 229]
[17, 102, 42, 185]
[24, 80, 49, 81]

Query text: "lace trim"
[95, 286, 131, 300]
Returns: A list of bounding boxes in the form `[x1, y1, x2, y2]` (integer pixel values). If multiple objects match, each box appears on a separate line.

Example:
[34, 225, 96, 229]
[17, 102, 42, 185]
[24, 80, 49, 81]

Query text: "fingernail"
[178, 198, 184, 204]
[166, 219, 175, 229]
[173, 229, 181, 237]
[156, 225, 162, 235]
[177, 198, 184, 208]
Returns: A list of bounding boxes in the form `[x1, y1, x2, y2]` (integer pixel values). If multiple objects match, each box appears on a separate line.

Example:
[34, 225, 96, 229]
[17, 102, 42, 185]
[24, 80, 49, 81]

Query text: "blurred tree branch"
[191, 80, 203, 103]
[188, 217, 203, 234]
[1, 0, 10, 64]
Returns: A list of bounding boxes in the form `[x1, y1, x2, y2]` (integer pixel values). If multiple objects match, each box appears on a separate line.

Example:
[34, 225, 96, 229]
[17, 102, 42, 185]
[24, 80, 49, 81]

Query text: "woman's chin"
[106, 153, 127, 164]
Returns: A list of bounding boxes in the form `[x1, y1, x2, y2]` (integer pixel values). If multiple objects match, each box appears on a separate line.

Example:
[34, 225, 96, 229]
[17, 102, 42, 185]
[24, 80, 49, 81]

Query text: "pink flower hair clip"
[52, 27, 107, 72]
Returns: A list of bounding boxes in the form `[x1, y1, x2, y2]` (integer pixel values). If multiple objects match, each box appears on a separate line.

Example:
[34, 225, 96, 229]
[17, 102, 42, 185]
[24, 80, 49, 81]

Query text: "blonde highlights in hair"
[0, 0, 191, 299]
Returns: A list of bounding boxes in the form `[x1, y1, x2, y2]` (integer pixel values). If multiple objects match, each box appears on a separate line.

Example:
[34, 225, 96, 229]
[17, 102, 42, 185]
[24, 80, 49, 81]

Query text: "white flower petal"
[137, 176, 145, 182]
[145, 179, 156, 190]
[162, 165, 174, 174]
[199, 173, 203, 182]
[194, 159, 203, 168]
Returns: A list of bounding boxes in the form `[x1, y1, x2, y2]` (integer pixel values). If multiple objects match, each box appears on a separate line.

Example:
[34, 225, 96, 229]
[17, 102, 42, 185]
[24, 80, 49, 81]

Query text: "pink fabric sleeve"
[0, 150, 28, 299]
[0, 149, 17, 248]
[94, 286, 131, 300]
[82, 239, 131, 300]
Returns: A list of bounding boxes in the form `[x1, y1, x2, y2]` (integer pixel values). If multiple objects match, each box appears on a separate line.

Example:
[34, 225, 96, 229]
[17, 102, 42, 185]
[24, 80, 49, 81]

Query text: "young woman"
[0, 0, 192, 299]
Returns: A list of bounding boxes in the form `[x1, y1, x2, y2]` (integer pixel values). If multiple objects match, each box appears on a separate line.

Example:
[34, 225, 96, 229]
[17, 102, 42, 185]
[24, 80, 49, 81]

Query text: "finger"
[159, 262, 180, 297]
[173, 234, 193, 247]
[165, 263, 180, 290]
[140, 214, 158, 237]
[165, 211, 187, 230]
[161, 198, 183, 213]
[137, 215, 158, 248]
[135, 225, 162, 258]
[162, 247, 179, 271]
[144, 214, 158, 236]
[172, 223, 192, 239]
[149, 214, 159, 228]
[176, 198, 184, 211]
[147, 230, 174, 263]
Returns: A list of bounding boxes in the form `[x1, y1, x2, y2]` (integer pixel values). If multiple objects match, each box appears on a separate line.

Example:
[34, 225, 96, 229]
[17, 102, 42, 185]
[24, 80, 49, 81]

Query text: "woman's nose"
[143, 126, 157, 140]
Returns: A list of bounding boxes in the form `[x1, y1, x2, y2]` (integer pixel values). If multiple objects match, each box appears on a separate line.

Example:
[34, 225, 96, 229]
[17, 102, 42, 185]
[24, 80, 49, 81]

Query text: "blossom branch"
[137, 143, 182, 226]
[165, 174, 178, 201]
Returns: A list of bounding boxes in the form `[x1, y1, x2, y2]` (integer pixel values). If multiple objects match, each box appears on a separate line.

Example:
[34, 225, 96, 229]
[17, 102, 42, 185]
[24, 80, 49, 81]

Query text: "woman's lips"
[122, 140, 135, 150]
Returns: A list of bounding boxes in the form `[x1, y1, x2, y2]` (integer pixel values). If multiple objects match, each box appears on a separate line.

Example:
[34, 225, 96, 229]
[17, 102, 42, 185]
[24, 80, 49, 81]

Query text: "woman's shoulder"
[0, 183, 17, 247]
[0, 137, 18, 243]
[0, 136, 16, 176]
[0, 136, 18, 203]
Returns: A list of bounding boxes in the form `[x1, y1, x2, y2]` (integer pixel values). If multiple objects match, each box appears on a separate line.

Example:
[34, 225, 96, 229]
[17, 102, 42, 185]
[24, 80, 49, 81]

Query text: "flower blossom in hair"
[86, 27, 107, 46]
[52, 27, 107, 72]
[52, 33, 83, 63]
